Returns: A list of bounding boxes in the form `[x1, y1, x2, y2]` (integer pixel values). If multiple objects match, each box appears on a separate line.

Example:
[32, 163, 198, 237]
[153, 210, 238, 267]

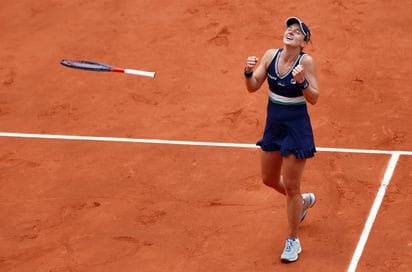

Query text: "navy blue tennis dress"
[256, 48, 316, 159]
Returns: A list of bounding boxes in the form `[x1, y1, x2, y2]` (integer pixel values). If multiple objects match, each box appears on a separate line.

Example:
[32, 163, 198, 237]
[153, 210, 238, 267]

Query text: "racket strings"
[61, 60, 111, 71]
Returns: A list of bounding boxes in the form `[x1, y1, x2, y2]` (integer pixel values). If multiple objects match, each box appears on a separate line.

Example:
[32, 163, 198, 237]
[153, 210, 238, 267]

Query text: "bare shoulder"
[301, 54, 316, 65]
[263, 48, 277, 58]
[261, 48, 278, 67]
[301, 54, 317, 71]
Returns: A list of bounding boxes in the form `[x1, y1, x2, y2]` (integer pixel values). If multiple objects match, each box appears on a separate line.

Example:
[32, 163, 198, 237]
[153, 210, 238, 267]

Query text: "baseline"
[0, 132, 411, 156]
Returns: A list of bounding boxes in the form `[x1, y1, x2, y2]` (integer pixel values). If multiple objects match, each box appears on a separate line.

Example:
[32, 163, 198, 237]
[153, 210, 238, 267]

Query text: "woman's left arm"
[300, 55, 320, 105]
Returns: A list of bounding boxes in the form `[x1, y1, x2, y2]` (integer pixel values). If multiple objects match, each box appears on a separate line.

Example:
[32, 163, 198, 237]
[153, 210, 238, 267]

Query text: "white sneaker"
[280, 238, 302, 263]
[300, 193, 316, 222]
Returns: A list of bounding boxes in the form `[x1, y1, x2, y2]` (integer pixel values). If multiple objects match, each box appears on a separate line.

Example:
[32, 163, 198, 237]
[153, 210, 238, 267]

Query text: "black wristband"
[244, 68, 253, 78]
[297, 78, 310, 89]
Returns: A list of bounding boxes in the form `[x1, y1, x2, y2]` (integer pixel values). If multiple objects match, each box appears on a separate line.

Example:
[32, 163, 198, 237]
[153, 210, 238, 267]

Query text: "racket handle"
[124, 69, 155, 78]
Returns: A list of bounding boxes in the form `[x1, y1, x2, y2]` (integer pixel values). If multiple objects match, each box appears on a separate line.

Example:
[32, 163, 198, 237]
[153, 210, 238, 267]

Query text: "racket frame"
[60, 59, 155, 78]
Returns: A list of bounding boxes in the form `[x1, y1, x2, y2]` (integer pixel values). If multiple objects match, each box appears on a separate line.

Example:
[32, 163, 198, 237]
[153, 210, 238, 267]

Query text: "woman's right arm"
[244, 49, 274, 93]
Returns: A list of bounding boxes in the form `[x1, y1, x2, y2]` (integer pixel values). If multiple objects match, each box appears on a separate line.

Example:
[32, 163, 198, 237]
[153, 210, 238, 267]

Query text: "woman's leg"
[260, 151, 286, 195]
[282, 154, 307, 238]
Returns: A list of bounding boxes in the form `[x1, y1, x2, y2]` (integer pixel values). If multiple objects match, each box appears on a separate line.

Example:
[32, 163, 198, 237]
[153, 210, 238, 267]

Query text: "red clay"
[1, 1, 411, 271]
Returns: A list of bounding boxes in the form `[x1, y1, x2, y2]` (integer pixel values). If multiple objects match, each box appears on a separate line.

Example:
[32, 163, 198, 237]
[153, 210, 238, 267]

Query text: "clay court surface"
[1, 1, 411, 271]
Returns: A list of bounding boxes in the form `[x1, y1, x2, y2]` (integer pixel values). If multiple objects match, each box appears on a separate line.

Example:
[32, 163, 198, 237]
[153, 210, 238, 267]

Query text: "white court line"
[347, 153, 400, 272]
[0, 132, 412, 155]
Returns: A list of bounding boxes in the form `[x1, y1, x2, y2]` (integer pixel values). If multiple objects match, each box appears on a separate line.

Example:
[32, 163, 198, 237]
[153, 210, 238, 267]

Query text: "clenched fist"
[245, 56, 259, 72]
[292, 64, 306, 84]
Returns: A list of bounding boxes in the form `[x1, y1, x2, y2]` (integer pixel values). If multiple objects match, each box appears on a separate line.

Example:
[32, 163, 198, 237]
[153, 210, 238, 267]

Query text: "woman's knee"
[282, 177, 302, 196]
[262, 176, 279, 188]
[262, 175, 286, 195]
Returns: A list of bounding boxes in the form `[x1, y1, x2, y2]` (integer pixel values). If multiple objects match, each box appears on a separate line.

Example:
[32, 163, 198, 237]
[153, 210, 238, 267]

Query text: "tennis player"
[244, 17, 319, 263]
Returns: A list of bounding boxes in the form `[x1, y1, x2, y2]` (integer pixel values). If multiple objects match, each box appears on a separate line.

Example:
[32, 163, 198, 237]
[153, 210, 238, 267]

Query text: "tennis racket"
[60, 59, 155, 78]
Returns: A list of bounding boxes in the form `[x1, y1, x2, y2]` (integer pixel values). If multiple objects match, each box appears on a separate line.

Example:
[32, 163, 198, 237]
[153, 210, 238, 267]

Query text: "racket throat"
[110, 67, 124, 73]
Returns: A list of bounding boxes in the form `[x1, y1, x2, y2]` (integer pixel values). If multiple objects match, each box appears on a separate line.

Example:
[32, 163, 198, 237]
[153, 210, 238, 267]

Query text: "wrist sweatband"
[297, 78, 310, 89]
[244, 68, 253, 78]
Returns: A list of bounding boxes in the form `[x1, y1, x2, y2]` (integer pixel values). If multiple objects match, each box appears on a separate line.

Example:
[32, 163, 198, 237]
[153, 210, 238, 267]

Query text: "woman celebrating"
[244, 17, 320, 263]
